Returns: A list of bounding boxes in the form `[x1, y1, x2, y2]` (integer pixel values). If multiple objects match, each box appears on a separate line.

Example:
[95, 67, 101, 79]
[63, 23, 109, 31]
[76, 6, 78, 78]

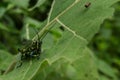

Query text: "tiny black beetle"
[85, 2, 91, 8]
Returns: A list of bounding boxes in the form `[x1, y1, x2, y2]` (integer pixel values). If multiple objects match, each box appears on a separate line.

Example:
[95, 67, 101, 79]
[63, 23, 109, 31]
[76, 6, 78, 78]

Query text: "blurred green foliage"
[90, 2, 120, 79]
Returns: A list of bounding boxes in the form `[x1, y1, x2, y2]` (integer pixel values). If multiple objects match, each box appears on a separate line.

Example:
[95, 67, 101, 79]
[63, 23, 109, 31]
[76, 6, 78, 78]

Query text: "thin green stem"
[32, 0, 78, 41]
[26, 23, 30, 40]
[32, 20, 56, 41]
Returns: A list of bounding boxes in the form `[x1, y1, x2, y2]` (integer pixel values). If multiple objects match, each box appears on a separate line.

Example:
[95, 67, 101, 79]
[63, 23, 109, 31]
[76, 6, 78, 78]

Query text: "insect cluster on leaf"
[17, 33, 42, 67]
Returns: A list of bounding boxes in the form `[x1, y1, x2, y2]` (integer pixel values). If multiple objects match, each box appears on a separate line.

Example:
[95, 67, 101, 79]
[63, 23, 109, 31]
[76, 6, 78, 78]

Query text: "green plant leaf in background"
[0, 50, 13, 73]
[29, 0, 47, 10]
[0, 23, 10, 32]
[0, 7, 6, 18]
[9, 0, 29, 8]
[97, 59, 118, 80]
[0, 0, 120, 80]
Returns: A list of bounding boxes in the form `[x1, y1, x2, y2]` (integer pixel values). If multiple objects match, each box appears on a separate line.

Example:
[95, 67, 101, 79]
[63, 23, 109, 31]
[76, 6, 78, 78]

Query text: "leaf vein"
[56, 19, 88, 43]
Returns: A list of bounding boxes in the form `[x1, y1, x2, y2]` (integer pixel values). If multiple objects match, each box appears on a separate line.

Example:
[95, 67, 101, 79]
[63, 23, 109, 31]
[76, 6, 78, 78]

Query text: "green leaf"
[21, 20, 46, 39]
[0, 50, 13, 71]
[0, 0, 119, 80]
[100, 75, 110, 80]
[29, 0, 47, 11]
[9, 0, 29, 8]
[24, 17, 43, 28]
[97, 59, 117, 80]
[0, 7, 6, 18]
[48, 0, 119, 41]
[30, 48, 99, 80]
[0, 23, 10, 31]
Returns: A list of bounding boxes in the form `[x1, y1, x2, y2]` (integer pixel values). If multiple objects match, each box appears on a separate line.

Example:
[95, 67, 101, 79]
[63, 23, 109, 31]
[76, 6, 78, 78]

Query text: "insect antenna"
[40, 23, 56, 41]
[33, 28, 40, 41]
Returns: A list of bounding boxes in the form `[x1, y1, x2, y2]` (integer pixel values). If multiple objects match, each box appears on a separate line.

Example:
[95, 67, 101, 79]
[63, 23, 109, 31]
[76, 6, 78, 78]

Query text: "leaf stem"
[26, 23, 30, 40]
[32, 20, 55, 41]
[32, 0, 79, 41]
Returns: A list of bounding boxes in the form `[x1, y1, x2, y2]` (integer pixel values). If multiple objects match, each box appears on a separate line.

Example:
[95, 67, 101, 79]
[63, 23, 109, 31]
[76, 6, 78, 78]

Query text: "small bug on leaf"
[16, 31, 42, 68]
[85, 2, 91, 8]
[59, 26, 65, 31]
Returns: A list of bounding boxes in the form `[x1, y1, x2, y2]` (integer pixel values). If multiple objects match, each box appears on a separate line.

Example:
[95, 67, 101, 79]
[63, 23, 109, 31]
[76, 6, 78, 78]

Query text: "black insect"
[0, 69, 5, 75]
[18, 40, 42, 60]
[85, 2, 91, 8]
[59, 26, 65, 31]
[17, 33, 42, 67]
